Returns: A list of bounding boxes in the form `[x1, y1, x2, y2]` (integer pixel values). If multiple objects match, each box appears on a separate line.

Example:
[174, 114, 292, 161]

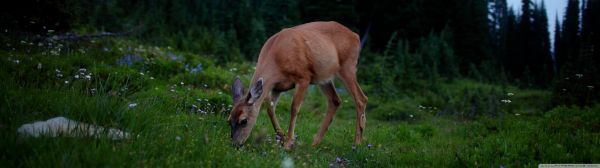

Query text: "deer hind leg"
[284, 80, 310, 150]
[338, 64, 368, 145]
[266, 91, 284, 139]
[312, 81, 341, 146]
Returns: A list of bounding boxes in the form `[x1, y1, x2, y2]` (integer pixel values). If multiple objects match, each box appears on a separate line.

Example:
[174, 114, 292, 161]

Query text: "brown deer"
[228, 21, 367, 149]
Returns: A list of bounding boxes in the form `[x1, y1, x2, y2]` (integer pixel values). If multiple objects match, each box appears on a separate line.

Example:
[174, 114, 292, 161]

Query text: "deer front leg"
[284, 81, 309, 150]
[266, 91, 284, 140]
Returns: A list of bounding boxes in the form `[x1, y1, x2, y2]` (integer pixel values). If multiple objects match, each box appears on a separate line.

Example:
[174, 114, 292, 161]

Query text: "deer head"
[228, 77, 263, 145]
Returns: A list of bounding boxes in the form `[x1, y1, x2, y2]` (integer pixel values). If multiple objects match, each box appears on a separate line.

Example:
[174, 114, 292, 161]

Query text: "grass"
[1, 38, 598, 167]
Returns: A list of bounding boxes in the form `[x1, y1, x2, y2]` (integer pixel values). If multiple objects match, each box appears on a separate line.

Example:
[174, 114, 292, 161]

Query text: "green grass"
[1, 39, 598, 167]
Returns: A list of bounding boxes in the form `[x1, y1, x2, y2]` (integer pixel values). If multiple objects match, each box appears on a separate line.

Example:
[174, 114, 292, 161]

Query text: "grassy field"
[1, 39, 599, 167]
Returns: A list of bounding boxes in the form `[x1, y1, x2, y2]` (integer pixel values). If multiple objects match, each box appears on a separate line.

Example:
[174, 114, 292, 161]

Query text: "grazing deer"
[228, 21, 367, 149]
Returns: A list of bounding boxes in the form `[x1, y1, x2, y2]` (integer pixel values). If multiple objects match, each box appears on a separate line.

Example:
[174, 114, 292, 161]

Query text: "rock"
[17, 116, 130, 140]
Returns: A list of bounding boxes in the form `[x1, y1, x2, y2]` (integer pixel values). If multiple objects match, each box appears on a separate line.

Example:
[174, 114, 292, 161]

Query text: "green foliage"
[1, 38, 598, 167]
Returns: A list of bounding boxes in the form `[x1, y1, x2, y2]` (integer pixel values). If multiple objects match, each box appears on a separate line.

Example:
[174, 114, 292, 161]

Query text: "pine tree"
[532, 0, 552, 85]
[553, 14, 561, 74]
[559, 0, 580, 71]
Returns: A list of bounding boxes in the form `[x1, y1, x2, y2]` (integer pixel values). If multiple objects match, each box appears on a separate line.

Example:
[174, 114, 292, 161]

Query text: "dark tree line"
[552, 0, 600, 106]
[1, 0, 598, 106]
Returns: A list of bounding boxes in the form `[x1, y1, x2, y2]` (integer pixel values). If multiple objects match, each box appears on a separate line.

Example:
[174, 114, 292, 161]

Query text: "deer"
[228, 21, 368, 150]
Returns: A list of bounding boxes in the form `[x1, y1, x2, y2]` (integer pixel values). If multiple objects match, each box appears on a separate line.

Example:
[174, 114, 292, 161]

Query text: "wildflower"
[74, 75, 80, 79]
[336, 157, 343, 164]
[507, 92, 514, 96]
[128, 103, 138, 108]
[64, 80, 69, 84]
[47, 30, 54, 33]
[281, 157, 294, 168]
[116, 54, 143, 66]
[139, 72, 144, 76]
[150, 77, 154, 80]
[575, 74, 583, 78]
[587, 85, 594, 89]
[500, 99, 511, 104]
[180, 82, 184, 85]
[37, 63, 42, 70]
[90, 88, 96, 94]
[175, 136, 181, 141]
[275, 134, 282, 144]
[84, 75, 92, 80]
[329, 163, 335, 167]
[515, 113, 521, 116]
[185, 63, 203, 73]
[368, 144, 372, 149]
[352, 145, 357, 151]
[13, 59, 20, 64]
[409, 114, 414, 118]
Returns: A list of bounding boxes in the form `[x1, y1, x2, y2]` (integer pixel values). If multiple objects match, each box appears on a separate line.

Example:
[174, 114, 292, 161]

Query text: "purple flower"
[368, 144, 372, 149]
[116, 54, 143, 66]
[185, 63, 203, 74]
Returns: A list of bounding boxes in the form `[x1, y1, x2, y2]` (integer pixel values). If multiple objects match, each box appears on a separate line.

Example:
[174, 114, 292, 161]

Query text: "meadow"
[1, 38, 598, 167]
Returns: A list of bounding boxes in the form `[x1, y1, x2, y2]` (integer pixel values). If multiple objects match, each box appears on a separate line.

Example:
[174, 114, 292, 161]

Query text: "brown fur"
[229, 21, 368, 149]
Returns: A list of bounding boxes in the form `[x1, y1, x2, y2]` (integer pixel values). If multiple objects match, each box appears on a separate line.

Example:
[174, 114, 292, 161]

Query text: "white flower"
[575, 74, 583, 78]
[180, 82, 184, 85]
[175, 136, 182, 141]
[515, 113, 521, 116]
[409, 114, 414, 118]
[64, 80, 69, 84]
[282, 157, 294, 168]
[128, 103, 138, 108]
[150, 77, 154, 80]
[587, 85, 594, 89]
[37, 63, 42, 69]
[84, 75, 92, 80]
[507, 92, 514, 96]
[501, 99, 511, 104]
[139, 72, 145, 76]
[74, 75, 79, 79]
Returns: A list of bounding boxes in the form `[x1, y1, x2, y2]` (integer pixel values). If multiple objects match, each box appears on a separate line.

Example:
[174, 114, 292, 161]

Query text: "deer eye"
[240, 119, 248, 126]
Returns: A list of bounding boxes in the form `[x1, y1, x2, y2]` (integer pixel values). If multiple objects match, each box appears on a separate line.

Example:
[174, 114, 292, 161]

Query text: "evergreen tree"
[553, 14, 561, 74]
[505, 8, 519, 77]
[559, 0, 580, 70]
[532, 0, 552, 85]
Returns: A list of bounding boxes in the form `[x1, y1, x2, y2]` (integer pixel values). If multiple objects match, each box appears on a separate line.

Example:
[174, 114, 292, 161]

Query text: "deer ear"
[232, 77, 244, 103]
[248, 78, 263, 104]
